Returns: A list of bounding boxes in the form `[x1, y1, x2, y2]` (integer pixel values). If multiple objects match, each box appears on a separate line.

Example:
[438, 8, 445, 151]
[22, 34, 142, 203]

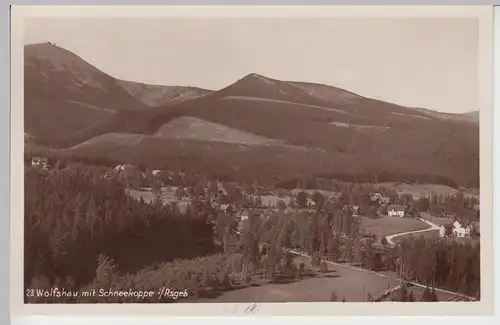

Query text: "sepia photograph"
[10, 5, 494, 317]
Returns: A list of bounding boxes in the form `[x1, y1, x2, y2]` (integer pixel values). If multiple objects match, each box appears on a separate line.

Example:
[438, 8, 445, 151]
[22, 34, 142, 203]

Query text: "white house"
[352, 205, 360, 216]
[237, 208, 250, 221]
[452, 221, 471, 238]
[307, 198, 316, 208]
[114, 164, 134, 173]
[387, 205, 407, 218]
[370, 193, 391, 205]
[438, 225, 446, 238]
[31, 157, 48, 170]
[152, 170, 162, 176]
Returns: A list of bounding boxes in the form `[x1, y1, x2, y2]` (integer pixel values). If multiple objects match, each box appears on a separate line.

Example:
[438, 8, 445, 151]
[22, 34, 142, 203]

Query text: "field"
[360, 215, 430, 238]
[420, 212, 455, 225]
[248, 194, 293, 207]
[202, 256, 400, 302]
[378, 182, 478, 199]
[393, 229, 440, 244]
[128, 187, 191, 213]
[290, 188, 338, 198]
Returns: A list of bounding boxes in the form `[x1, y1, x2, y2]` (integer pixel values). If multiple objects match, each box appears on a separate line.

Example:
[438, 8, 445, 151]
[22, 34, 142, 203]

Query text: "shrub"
[319, 261, 329, 273]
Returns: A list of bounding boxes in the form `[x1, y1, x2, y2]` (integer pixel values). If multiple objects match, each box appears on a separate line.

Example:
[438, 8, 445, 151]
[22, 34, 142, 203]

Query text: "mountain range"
[24, 42, 479, 187]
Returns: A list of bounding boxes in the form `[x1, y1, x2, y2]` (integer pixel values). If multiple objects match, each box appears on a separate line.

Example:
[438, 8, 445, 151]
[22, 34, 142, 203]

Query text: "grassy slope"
[56, 94, 477, 187]
[155, 116, 285, 145]
[64, 134, 354, 184]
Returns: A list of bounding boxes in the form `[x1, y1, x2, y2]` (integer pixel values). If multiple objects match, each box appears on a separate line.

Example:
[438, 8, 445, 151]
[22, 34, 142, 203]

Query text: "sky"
[24, 17, 479, 113]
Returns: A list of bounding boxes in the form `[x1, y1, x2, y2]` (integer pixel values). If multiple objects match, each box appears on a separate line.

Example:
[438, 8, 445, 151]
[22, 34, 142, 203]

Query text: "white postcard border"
[10, 5, 494, 317]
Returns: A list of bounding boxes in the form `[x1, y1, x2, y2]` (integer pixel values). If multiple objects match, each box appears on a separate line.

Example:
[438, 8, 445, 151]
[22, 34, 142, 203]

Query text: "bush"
[219, 271, 231, 289]
[319, 261, 329, 273]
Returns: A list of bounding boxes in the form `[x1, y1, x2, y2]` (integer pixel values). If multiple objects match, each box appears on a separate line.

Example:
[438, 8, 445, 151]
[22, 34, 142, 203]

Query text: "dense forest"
[397, 237, 480, 298]
[24, 163, 216, 295]
[26, 143, 462, 191]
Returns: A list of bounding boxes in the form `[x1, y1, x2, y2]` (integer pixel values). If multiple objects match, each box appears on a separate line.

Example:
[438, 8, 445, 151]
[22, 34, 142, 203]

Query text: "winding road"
[288, 216, 477, 301]
[385, 217, 441, 246]
[236, 214, 475, 301]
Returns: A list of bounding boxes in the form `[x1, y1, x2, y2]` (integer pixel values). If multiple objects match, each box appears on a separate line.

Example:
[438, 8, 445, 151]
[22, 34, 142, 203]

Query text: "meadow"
[359, 215, 430, 238]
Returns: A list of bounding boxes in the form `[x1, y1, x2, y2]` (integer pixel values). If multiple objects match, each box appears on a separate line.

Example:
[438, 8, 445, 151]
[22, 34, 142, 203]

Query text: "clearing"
[377, 182, 478, 199]
[155, 116, 286, 146]
[290, 188, 338, 198]
[392, 229, 440, 244]
[360, 215, 430, 238]
[203, 255, 399, 302]
[420, 212, 455, 226]
[247, 194, 292, 207]
[128, 186, 191, 213]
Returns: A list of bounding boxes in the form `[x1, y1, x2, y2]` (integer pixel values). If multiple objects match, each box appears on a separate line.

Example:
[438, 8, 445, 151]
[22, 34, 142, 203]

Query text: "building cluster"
[31, 157, 49, 170]
[438, 220, 480, 238]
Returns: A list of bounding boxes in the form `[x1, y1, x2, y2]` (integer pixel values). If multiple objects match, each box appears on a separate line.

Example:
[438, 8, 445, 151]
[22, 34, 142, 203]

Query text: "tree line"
[24, 162, 216, 296]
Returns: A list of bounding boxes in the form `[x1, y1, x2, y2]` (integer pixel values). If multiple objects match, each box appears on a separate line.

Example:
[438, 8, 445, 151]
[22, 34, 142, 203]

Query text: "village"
[27, 156, 481, 302]
[31, 157, 479, 244]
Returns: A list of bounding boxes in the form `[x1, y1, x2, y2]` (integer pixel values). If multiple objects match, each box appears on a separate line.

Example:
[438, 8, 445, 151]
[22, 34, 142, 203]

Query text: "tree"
[239, 211, 260, 282]
[175, 187, 186, 200]
[381, 237, 389, 246]
[312, 192, 325, 208]
[353, 236, 362, 263]
[277, 200, 287, 211]
[186, 186, 195, 199]
[152, 180, 162, 199]
[319, 261, 329, 273]
[219, 271, 231, 289]
[255, 196, 263, 208]
[393, 285, 410, 302]
[365, 205, 377, 219]
[420, 286, 433, 302]
[365, 238, 374, 270]
[244, 183, 255, 195]
[419, 197, 430, 212]
[410, 204, 420, 219]
[207, 181, 218, 201]
[430, 288, 438, 301]
[296, 191, 308, 208]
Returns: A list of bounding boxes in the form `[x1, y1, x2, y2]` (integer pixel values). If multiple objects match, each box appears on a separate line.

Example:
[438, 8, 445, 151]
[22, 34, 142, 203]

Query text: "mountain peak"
[241, 73, 275, 82]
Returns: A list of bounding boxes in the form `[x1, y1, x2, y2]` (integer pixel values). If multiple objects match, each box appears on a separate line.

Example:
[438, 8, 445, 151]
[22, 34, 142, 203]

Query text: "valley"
[23, 41, 481, 305]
